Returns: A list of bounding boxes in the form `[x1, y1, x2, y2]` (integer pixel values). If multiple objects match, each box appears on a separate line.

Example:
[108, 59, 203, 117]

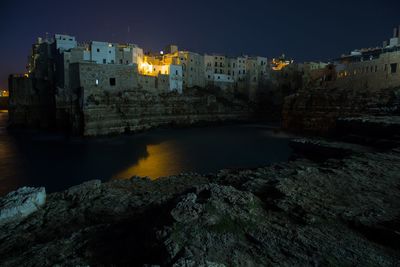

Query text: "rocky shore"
[1, 114, 400, 266]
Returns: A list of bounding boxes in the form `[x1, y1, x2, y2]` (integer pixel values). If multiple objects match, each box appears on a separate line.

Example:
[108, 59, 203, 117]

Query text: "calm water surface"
[0, 111, 293, 196]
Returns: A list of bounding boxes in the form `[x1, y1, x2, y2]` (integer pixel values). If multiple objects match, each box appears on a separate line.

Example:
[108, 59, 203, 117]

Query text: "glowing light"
[139, 61, 170, 76]
[271, 58, 291, 71]
[160, 51, 164, 55]
[139, 62, 154, 75]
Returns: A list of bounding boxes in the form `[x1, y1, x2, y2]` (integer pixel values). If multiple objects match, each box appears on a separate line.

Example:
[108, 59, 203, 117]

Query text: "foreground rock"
[0, 148, 399, 266]
[0, 187, 46, 225]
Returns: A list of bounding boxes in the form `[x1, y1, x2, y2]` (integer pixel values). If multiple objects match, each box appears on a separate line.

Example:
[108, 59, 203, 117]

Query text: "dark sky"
[1, 0, 399, 89]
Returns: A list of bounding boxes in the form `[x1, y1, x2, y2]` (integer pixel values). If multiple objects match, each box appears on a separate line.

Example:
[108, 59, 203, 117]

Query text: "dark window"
[119, 59, 123, 64]
[215, 62, 218, 67]
[220, 62, 223, 67]
[109, 51, 111, 54]
[126, 60, 129, 64]
[176, 70, 178, 75]
[110, 78, 116, 86]
[391, 63, 397, 74]
[111, 60, 114, 64]
[97, 48, 100, 52]
[103, 59, 106, 64]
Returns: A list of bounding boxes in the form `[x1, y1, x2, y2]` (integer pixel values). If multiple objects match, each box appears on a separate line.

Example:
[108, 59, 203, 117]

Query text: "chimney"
[394, 27, 398, 38]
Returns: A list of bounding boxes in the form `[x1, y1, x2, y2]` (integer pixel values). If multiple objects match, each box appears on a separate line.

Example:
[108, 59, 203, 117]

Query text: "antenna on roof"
[127, 26, 130, 44]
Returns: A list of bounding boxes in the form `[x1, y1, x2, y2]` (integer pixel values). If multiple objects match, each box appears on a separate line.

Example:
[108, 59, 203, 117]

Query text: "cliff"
[78, 88, 253, 136]
[282, 87, 400, 135]
[8, 80, 253, 136]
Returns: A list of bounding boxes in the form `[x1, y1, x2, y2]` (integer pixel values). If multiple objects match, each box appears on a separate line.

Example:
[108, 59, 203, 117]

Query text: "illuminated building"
[0, 90, 9, 97]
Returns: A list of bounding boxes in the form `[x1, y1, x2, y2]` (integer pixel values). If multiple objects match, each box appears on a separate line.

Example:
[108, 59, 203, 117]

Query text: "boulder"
[0, 187, 46, 224]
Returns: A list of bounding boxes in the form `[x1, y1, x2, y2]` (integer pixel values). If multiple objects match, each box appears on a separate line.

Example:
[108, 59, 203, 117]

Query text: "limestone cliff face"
[79, 89, 252, 136]
[282, 87, 400, 135]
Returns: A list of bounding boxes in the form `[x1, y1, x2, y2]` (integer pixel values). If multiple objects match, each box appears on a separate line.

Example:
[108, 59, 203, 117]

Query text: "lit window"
[95, 79, 99, 86]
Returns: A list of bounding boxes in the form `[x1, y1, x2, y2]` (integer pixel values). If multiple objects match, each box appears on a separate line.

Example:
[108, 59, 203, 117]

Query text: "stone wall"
[70, 62, 139, 98]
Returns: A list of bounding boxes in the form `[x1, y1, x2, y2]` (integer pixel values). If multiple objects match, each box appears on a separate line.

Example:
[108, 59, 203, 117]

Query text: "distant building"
[331, 26, 400, 90]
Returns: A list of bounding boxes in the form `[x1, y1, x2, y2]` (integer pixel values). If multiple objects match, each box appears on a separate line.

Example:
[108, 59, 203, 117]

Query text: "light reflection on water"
[113, 141, 185, 180]
[0, 111, 294, 196]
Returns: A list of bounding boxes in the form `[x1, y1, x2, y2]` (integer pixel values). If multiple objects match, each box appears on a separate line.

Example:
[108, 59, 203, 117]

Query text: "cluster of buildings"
[21, 34, 271, 97]
[8, 26, 400, 132]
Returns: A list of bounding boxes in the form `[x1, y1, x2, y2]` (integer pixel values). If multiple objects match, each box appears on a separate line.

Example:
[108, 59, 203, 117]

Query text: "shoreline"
[0, 141, 399, 266]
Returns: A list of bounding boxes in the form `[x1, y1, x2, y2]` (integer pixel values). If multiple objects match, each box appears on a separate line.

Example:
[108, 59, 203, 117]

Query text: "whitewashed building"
[54, 34, 77, 52]
[90, 41, 116, 64]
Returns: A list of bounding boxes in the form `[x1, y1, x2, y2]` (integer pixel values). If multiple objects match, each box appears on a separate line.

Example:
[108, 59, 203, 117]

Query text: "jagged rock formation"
[282, 87, 400, 134]
[0, 145, 399, 266]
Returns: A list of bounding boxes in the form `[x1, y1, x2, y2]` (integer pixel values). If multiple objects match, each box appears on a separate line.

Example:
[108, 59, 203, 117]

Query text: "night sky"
[1, 0, 399, 89]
